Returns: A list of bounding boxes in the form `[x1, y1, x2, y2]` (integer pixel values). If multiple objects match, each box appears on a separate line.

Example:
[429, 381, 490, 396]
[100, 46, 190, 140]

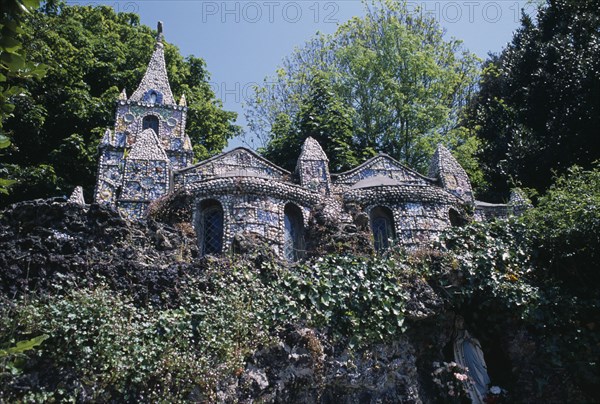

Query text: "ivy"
[271, 254, 409, 347]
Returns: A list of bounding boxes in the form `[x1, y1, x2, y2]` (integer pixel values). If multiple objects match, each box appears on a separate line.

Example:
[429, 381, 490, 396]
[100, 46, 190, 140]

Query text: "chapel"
[91, 24, 524, 260]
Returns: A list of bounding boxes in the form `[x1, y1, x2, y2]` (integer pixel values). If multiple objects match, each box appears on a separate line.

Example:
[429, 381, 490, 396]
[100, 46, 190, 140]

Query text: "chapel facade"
[92, 25, 524, 260]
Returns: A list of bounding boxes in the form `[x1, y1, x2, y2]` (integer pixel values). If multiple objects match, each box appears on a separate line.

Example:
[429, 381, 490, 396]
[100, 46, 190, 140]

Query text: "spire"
[179, 93, 187, 107]
[296, 137, 331, 195]
[183, 134, 193, 151]
[157, 20, 164, 41]
[118, 88, 127, 100]
[99, 128, 113, 147]
[129, 22, 175, 105]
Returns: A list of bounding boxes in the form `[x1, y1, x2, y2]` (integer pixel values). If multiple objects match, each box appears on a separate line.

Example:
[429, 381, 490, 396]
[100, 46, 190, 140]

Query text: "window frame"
[370, 205, 396, 251]
[198, 200, 224, 256]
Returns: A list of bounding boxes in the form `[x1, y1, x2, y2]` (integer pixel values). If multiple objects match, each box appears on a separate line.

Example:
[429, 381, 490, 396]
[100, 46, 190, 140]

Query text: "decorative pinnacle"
[118, 88, 127, 100]
[157, 21, 164, 43]
[179, 93, 187, 107]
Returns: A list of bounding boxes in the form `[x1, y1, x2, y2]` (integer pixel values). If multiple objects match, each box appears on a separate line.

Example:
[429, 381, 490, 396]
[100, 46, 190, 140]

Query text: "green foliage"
[1, 274, 269, 402]
[0, 334, 48, 376]
[0, 334, 48, 358]
[180, 263, 274, 371]
[428, 212, 600, 400]
[0, 254, 414, 400]
[466, 0, 600, 199]
[522, 163, 600, 288]
[0, 0, 45, 196]
[271, 254, 408, 347]
[1, 4, 240, 205]
[429, 219, 540, 323]
[262, 72, 359, 171]
[247, 0, 481, 178]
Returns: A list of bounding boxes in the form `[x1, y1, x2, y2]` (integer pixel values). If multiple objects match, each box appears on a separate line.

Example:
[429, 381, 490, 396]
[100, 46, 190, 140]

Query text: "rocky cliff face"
[0, 198, 201, 306]
[0, 198, 464, 402]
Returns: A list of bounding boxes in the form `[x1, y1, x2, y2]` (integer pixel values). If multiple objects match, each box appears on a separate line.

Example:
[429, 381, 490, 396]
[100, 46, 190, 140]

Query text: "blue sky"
[71, 1, 536, 148]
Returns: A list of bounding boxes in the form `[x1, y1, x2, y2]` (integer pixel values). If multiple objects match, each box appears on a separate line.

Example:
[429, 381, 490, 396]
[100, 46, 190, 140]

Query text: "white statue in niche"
[453, 315, 491, 404]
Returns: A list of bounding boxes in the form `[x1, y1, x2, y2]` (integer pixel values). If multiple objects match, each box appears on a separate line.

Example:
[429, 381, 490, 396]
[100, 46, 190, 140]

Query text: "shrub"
[0, 262, 275, 402]
[522, 163, 600, 288]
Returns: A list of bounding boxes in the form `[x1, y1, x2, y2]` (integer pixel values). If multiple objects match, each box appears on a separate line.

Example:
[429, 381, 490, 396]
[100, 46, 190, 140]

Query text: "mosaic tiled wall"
[169, 142, 478, 253]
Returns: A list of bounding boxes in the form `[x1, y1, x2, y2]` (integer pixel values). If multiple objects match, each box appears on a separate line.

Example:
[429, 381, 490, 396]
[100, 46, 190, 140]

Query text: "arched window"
[283, 203, 305, 262]
[370, 206, 395, 251]
[142, 115, 159, 136]
[199, 200, 224, 256]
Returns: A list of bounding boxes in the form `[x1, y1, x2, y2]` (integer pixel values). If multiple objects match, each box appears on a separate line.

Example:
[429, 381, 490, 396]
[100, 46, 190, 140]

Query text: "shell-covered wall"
[169, 144, 480, 256]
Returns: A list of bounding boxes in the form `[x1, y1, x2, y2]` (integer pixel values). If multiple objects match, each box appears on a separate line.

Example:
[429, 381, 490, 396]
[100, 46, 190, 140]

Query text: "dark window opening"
[370, 206, 395, 251]
[449, 208, 465, 227]
[142, 115, 159, 136]
[283, 203, 305, 262]
[199, 200, 224, 256]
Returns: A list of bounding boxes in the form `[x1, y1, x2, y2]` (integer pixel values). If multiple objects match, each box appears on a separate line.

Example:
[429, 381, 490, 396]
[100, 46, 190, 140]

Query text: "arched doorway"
[198, 199, 224, 256]
[142, 115, 159, 136]
[283, 203, 305, 262]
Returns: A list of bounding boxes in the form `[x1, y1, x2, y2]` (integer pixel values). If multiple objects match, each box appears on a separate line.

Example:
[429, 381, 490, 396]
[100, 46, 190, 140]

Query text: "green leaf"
[0, 334, 49, 357]
[0, 134, 11, 148]
[1, 52, 25, 70]
[0, 36, 22, 53]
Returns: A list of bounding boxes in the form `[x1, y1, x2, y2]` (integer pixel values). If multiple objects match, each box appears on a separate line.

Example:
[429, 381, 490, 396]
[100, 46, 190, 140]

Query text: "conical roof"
[298, 137, 329, 161]
[129, 22, 175, 105]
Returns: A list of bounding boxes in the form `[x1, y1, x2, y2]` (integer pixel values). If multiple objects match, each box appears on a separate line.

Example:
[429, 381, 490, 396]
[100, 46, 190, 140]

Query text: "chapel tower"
[94, 22, 193, 219]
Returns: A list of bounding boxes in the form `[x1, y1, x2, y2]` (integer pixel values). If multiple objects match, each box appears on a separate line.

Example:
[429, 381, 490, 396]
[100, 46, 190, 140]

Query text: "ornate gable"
[174, 148, 290, 188]
[334, 154, 432, 188]
[127, 128, 168, 161]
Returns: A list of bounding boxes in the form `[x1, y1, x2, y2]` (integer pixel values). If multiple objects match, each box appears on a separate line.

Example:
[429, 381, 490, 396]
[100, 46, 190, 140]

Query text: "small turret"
[508, 188, 532, 215]
[68, 186, 86, 205]
[295, 137, 331, 195]
[428, 144, 474, 203]
[99, 128, 113, 147]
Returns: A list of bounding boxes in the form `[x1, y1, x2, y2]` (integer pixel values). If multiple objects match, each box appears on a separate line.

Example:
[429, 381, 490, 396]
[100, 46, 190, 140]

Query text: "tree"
[523, 163, 600, 289]
[1, 4, 240, 205]
[466, 0, 600, 200]
[246, 0, 481, 180]
[263, 72, 358, 172]
[0, 0, 45, 195]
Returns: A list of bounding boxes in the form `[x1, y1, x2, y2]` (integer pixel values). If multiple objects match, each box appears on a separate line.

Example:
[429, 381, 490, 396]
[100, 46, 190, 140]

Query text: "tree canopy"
[0, 0, 46, 195]
[246, 0, 481, 183]
[0, 3, 241, 205]
[465, 0, 600, 200]
[263, 72, 358, 172]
